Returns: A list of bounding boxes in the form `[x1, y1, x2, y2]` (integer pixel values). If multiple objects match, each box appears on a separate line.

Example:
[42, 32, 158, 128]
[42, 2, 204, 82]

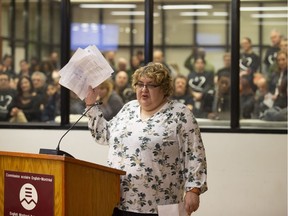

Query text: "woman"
[171, 74, 194, 111]
[98, 79, 124, 121]
[10, 76, 43, 122]
[85, 62, 208, 215]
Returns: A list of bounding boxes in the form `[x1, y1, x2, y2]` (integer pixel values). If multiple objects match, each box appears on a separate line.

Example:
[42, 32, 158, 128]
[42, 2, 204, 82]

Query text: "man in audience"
[0, 72, 16, 121]
[263, 29, 282, 75]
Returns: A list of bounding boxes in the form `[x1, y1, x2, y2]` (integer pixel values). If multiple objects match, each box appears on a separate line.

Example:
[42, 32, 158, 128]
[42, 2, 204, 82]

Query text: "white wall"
[0, 129, 287, 216]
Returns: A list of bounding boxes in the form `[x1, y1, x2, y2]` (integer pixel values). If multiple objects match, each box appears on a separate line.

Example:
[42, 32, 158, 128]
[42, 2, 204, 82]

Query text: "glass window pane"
[240, 1, 287, 129]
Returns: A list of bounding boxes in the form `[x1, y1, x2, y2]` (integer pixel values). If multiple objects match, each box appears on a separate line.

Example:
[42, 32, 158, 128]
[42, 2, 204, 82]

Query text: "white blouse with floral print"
[86, 99, 207, 214]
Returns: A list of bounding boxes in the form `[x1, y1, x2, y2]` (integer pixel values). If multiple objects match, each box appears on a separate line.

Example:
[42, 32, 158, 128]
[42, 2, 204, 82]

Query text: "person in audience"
[39, 60, 55, 84]
[268, 51, 287, 98]
[187, 57, 215, 118]
[171, 74, 194, 111]
[18, 59, 32, 78]
[136, 50, 145, 66]
[105, 51, 117, 72]
[184, 47, 215, 74]
[85, 62, 208, 215]
[215, 52, 231, 84]
[29, 56, 41, 73]
[49, 51, 60, 70]
[253, 75, 273, 119]
[263, 29, 282, 75]
[208, 71, 231, 120]
[114, 71, 136, 104]
[0, 72, 17, 121]
[2, 54, 16, 79]
[97, 79, 124, 121]
[279, 37, 287, 53]
[41, 82, 60, 122]
[261, 78, 287, 121]
[239, 75, 255, 119]
[153, 49, 177, 77]
[31, 71, 48, 105]
[10, 76, 43, 122]
[239, 37, 260, 75]
[128, 55, 141, 82]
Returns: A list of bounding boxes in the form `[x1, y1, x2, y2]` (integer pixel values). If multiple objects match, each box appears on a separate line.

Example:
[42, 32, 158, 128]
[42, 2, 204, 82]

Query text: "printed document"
[59, 45, 114, 100]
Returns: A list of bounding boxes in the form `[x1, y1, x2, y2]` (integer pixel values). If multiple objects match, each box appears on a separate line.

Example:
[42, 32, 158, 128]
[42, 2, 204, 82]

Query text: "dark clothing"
[171, 94, 194, 107]
[239, 52, 260, 73]
[188, 70, 215, 118]
[212, 92, 230, 120]
[42, 92, 60, 122]
[100, 91, 124, 121]
[112, 208, 158, 216]
[240, 92, 255, 119]
[0, 89, 17, 121]
[13, 94, 43, 122]
[264, 46, 280, 69]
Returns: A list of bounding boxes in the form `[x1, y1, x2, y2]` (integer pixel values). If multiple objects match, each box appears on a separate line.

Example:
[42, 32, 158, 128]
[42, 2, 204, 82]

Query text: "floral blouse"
[86, 99, 208, 214]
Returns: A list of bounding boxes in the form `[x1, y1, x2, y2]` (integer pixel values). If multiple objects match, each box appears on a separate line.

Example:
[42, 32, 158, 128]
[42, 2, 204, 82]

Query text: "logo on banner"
[19, 183, 38, 210]
[4, 171, 54, 216]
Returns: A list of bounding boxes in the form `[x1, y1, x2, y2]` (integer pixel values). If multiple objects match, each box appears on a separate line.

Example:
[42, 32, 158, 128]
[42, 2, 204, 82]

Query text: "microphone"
[39, 101, 103, 158]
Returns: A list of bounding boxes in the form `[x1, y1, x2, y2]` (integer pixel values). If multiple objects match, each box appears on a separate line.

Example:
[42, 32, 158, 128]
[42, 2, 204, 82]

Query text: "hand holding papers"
[59, 45, 114, 100]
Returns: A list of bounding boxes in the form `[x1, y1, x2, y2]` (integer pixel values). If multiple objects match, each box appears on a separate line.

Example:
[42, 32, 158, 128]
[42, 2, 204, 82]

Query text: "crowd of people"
[0, 29, 287, 123]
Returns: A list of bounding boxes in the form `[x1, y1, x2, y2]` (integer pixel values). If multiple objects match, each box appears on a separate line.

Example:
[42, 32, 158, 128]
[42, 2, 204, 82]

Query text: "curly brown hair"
[131, 62, 173, 97]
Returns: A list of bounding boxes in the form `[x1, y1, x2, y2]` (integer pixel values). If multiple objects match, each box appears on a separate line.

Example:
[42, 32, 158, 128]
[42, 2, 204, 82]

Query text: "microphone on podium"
[39, 101, 103, 158]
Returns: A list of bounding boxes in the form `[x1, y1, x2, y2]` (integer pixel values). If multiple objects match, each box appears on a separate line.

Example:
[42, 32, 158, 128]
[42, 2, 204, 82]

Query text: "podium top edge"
[0, 151, 126, 175]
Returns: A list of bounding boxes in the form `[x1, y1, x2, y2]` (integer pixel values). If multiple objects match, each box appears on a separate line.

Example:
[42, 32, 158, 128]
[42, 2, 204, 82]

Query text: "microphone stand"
[39, 101, 102, 158]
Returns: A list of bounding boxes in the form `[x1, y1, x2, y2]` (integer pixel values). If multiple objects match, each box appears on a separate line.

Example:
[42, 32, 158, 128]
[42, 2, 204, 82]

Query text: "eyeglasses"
[135, 82, 160, 90]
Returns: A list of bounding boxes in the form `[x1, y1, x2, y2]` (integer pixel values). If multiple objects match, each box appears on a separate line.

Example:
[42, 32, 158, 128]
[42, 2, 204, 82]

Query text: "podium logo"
[19, 183, 38, 210]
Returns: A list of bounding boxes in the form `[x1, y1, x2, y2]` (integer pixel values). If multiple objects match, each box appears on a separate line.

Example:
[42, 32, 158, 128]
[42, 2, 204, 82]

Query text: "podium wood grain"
[0, 151, 125, 216]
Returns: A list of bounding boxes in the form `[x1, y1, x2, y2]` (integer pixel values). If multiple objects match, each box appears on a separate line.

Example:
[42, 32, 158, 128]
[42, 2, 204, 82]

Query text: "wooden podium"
[0, 151, 125, 216]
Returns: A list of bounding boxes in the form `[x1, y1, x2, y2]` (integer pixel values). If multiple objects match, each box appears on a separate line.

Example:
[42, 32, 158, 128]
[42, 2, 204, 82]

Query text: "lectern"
[0, 151, 125, 216]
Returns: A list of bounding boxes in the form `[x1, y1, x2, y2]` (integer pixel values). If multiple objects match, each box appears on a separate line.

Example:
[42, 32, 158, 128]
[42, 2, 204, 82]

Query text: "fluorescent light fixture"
[180, 12, 209, 16]
[161, 5, 213, 10]
[111, 11, 159, 17]
[213, 12, 228, 16]
[240, 6, 288, 11]
[79, 4, 136, 9]
[251, 14, 288, 18]
[181, 20, 228, 25]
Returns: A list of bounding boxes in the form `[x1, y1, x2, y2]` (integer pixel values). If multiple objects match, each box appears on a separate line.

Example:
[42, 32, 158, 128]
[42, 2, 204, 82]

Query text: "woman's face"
[174, 77, 187, 95]
[136, 76, 165, 111]
[20, 78, 31, 92]
[277, 53, 287, 70]
[98, 86, 108, 99]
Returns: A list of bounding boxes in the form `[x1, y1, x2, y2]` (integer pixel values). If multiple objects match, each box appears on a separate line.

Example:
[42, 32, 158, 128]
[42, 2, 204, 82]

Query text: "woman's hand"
[184, 191, 200, 215]
[85, 86, 100, 106]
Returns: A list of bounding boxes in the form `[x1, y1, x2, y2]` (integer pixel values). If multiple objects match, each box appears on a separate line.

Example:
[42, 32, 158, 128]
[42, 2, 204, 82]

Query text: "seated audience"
[184, 47, 215, 74]
[0, 72, 17, 121]
[208, 71, 231, 120]
[171, 74, 194, 111]
[239, 75, 255, 119]
[239, 37, 260, 74]
[114, 71, 136, 103]
[187, 57, 215, 118]
[10, 76, 43, 122]
[98, 79, 124, 121]
[42, 82, 60, 122]
[215, 52, 231, 84]
[253, 75, 273, 119]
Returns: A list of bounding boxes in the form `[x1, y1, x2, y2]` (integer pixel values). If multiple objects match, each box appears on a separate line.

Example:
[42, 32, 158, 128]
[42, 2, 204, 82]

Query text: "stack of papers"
[59, 45, 114, 100]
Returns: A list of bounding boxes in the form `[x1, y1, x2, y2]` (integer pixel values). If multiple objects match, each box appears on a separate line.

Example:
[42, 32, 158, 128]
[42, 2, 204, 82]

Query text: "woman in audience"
[10, 76, 43, 122]
[171, 74, 194, 111]
[98, 79, 124, 121]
